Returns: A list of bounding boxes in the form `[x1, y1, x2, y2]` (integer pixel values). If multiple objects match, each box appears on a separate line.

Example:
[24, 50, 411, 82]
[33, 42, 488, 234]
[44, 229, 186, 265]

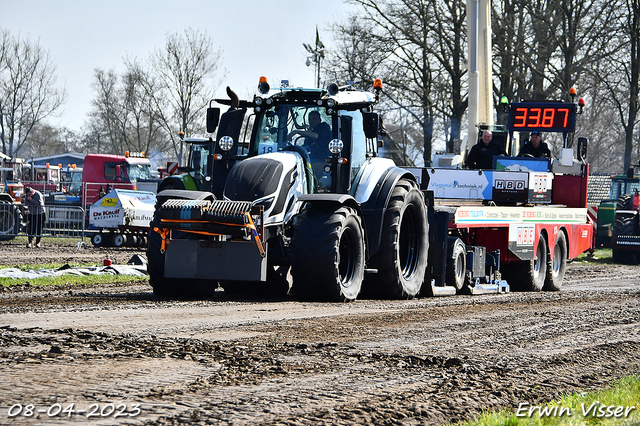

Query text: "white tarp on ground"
[0, 255, 148, 279]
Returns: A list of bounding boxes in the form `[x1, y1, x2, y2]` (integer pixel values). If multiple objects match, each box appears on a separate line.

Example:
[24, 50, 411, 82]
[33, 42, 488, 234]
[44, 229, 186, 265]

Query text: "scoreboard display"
[507, 102, 577, 133]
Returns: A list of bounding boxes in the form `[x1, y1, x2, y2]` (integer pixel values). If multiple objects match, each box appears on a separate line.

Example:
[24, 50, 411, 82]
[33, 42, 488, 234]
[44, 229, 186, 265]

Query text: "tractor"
[148, 79, 429, 301]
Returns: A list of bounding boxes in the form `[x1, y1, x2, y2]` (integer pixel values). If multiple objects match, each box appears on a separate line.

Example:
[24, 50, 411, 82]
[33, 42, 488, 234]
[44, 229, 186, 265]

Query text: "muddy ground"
[0, 241, 639, 425]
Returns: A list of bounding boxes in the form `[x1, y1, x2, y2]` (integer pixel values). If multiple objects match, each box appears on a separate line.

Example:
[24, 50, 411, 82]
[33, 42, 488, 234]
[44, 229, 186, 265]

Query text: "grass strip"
[451, 374, 640, 426]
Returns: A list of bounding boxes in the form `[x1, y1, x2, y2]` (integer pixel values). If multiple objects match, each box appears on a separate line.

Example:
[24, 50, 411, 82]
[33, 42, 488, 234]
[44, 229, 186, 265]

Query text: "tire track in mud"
[0, 260, 639, 425]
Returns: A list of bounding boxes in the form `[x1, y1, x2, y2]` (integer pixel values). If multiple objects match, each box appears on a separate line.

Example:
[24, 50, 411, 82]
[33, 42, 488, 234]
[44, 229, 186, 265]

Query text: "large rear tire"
[544, 232, 567, 291]
[290, 205, 365, 302]
[364, 179, 429, 299]
[0, 202, 21, 241]
[502, 233, 548, 292]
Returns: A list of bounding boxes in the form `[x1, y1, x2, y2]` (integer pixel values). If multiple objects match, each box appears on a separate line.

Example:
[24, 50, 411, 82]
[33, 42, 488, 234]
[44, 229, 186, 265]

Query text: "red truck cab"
[82, 153, 153, 207]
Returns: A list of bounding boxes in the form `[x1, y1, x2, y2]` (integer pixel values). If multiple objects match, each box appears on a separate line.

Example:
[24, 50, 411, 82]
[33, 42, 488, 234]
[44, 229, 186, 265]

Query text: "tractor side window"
[189, 145, 210, 187]
[255, 109, 282, 155]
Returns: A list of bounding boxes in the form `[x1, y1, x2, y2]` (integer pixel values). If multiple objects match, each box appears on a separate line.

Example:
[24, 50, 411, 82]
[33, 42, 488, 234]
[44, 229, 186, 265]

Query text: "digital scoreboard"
[507, 102, 577, 133]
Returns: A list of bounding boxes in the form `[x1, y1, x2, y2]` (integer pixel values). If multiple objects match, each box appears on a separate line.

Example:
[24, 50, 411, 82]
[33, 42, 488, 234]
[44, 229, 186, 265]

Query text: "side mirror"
[363, 112, 379, 139]
[577, 137, 587, 163]
[207, 107, 221, 133]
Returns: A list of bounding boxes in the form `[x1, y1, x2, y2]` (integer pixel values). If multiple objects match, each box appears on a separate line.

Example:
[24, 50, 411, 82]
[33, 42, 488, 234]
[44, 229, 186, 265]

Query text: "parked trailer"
[89, 188, 155, 248]
[146, 77, 593, 300]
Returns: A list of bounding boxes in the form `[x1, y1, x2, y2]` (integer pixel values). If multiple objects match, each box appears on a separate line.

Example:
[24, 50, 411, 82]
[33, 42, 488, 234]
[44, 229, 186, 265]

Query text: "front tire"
[364, 179, 429, 299]
[290, 205, 365, 302]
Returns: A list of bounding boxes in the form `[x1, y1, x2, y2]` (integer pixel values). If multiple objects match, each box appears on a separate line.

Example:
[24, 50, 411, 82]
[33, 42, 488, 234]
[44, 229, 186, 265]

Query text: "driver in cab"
[286, 110, 333, 186]
[518, 130, 552, 158]
[286, 110, 332, 149]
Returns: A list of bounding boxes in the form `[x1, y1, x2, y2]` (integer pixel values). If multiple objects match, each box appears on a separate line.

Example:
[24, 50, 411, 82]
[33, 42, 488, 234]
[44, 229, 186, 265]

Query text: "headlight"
[218, 136, 234, 151]
[255, 97, 263, 106]
[327, 99, 335, 107]
[329, 139, 344, 154]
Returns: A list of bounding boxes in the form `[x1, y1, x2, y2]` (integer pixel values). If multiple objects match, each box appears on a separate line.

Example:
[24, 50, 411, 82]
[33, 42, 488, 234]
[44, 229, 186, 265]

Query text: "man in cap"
[518, 131, 552, 158]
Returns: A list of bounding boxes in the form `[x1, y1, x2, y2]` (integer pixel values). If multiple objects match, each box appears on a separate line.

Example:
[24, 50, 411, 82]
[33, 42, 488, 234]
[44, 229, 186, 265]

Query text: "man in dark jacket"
[465, 130, 507, 169]
[518, 131, 552, 158]
[24, 187, 46, 248]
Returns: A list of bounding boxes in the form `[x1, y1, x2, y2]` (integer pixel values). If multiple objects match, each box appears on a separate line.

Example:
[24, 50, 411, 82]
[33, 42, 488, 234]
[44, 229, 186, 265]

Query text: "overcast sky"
[3, 0, 357, 133]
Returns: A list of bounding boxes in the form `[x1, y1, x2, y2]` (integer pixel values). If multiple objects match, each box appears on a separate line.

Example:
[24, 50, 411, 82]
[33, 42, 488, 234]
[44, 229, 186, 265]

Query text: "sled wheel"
[91, 233, 104, 246]
[446, 237, 466, 291]
[544, 232, 567, 291]
[112, 233, 126, 248]
[503, 232, 547, 291]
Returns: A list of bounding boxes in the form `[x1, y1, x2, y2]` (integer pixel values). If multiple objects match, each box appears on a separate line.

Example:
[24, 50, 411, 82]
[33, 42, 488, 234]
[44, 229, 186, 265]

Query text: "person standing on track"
[23, 187, 46, 248]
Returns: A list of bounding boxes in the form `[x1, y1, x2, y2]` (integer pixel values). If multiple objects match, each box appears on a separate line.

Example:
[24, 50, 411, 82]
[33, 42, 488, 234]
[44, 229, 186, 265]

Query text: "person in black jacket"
[23, 187, 46, 248]
[465, 130, 507, 169]
[518, 131, 552, 158]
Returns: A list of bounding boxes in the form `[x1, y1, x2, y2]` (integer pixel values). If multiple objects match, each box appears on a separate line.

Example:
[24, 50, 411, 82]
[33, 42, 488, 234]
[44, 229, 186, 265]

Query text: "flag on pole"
[315, 26, 325, 58]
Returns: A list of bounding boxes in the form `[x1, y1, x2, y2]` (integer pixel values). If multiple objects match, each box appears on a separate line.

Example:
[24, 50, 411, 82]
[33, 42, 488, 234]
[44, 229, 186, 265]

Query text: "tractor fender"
[359, 166, 420, 257]
[0, 193, 15, 203]
[157, 173, 199, 193]
[297, 193, 367, 255]
[297, 193, 362, 213]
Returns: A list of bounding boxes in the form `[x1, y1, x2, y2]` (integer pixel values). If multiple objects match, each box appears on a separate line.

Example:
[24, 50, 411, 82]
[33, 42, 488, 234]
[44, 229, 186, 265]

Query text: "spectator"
[24, 187, 46, 248]
[465, 130, 507, 169]
[518, 131, 552, 158]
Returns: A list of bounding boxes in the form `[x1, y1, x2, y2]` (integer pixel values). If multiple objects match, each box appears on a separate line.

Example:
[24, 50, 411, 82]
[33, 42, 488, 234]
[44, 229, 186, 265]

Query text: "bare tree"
[341, 0, 468, 165]
[324, 16, 389, 90]
[0, 30, 66, 158]
[602, 0, 640, 172]
[127, 28, 224, 164]
[87, 67, 171, 158]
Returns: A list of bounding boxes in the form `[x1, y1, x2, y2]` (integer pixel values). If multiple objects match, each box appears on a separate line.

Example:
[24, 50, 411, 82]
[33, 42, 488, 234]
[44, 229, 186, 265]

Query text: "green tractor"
[595, 171, 640, 249]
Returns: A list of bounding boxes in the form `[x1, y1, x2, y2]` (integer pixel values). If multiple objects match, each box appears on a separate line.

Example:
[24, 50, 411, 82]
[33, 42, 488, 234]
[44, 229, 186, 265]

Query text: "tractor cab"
[201, 77, 382, 198]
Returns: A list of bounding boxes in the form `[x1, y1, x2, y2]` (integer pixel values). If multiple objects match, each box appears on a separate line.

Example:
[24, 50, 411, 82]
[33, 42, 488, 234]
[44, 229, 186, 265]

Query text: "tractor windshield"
[252, 105, 333, 155]
[252, 104, 334, 191]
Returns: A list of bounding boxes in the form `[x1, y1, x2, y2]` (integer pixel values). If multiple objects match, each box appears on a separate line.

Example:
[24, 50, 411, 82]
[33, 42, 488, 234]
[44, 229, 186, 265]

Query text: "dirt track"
[0, 242, 639, 425]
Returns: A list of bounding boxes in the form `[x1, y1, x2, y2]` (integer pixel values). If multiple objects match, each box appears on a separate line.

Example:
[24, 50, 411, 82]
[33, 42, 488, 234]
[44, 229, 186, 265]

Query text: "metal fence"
[0, 203, 86, 242]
